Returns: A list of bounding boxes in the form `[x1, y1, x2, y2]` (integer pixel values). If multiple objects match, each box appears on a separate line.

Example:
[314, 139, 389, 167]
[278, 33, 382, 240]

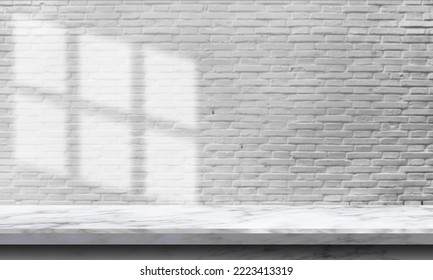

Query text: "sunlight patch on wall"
[79, 35, 131, 109]
[12, 15, 67, 93]
[12, 16, 199, 201]
[15, 94, 66, 175]
[144, 48, 197, 129]
[145, 130, 198, 203]
[80, 113, 130, 189]
[79, 35, 132, 189]
[144, 49, 198, 203]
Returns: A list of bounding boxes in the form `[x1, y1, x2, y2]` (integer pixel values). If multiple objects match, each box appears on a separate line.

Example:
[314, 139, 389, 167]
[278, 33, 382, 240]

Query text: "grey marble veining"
[1, 205, 433, 244]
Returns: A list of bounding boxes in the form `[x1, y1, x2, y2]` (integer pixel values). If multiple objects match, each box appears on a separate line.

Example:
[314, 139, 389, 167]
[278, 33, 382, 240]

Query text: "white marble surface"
[1, 205, 433, 244]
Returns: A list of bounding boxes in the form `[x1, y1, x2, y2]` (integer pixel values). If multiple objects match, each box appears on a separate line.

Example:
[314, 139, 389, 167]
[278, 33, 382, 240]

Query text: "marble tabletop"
[1, 205, 433, 244]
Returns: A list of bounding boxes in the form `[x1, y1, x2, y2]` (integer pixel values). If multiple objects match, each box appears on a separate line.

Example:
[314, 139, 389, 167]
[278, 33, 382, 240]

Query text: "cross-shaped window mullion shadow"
[14, 21, 199, 202]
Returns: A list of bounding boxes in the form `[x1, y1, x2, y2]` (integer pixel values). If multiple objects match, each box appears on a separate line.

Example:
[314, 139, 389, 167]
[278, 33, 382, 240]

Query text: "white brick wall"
[1, 0, 433, 205]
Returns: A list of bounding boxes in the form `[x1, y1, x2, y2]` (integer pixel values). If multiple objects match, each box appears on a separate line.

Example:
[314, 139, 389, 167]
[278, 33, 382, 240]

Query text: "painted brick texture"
[1, 0, 433, 205]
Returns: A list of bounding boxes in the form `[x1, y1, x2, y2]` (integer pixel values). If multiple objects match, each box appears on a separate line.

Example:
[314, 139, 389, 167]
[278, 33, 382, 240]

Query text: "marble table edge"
[1, 205, 433, 244]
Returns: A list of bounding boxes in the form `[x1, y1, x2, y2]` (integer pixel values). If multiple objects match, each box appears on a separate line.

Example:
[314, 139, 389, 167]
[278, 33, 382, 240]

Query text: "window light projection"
[79, 35, 132, 109]
[79, 35, 132, 190]
[13, 15, 67, 175]
[12, 15, 67, 93]
[144, 48, 198, 202]
[12, 15, 199, 202]
[144, 48, 198, 128]
[15, 93, 67, 175]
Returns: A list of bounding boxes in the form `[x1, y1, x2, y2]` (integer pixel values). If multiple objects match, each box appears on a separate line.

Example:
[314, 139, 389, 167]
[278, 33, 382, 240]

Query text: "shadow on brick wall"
[2, 0, 433, 205]
[7, 9, 203, 204]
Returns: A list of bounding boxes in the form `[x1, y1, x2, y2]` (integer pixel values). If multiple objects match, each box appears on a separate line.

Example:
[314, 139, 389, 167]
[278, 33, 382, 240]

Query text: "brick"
[346, 166, 381, 173]
[291, 152, 326, 159]
[315, 188, 348, 195]
[288, 195, 323, 201]
[347, 152, 381, 159]
[401, 166, 433, 173]
[256, 27, 290, 34]
[316, 58, 353, 65]
[343, 181, 377, 188]
[315, 159, 351, 166]
[401, 21, 433, 28]
[402, 66, 433, 72]
[344, 195, 379, 202]
[372, 173, 406, 180]
[372, 145, 407, 152]
[348, 65, 383, 72]
[403, 51, 433, 58]
[316, 174, 352, 180]
[86, 13, 121, 20]
[345, 79, 381, 86]
[343, 138, 379, 145]
[403, 109, 433, 115]
[401, 124, 433, 130]
[317, 145, 353, 152]
[317, 115, 353, 122]
[400, 195, 433, 201]
[367, 13, 401, 20]
[399, 138, 433, 145]
[372, 159, 406, 166]
[344, 123, 380, 130]
[311, 27, 347, 34]
[290, 166, 325, 173]
[288, 138, 323, 144]
[342, 6, 379, 13]
[316, 101, 351, 108]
